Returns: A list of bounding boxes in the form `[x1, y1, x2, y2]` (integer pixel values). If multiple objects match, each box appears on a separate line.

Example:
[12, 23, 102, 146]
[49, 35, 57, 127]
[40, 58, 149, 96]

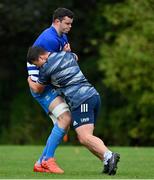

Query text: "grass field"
[0, 145, 154, 179]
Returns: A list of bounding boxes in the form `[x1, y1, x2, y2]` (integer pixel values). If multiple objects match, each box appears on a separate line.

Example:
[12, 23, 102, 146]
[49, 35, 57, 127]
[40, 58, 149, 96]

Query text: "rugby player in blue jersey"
[27, 47, 120, 176]
[27, 8, 74, 174]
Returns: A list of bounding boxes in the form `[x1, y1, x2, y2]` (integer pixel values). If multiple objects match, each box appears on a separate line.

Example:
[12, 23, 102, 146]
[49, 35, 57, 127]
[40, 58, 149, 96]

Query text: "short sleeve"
[37, 68, 50, 85]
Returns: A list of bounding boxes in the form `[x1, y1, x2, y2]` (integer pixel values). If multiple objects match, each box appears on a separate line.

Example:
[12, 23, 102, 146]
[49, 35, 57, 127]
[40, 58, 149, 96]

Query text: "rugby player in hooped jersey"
[27, 8, 74, 174]
[27, 47, 120, 176]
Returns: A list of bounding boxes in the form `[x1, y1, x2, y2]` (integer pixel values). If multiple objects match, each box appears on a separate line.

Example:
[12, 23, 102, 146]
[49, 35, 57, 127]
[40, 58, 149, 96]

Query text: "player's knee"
[52, 103, 71, 130]
[59, 111, 72, 125]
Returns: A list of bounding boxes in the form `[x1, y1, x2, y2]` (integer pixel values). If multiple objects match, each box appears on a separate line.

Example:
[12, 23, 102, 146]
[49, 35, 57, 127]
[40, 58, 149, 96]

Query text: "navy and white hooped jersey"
[38, 51, 99, 110]
[27, 26, 68, 82]
[27, 63, 40, 82]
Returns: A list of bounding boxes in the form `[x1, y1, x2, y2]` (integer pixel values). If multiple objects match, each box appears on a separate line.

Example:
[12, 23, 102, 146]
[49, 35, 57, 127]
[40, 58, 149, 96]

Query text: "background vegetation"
[0, 0, 153, 146]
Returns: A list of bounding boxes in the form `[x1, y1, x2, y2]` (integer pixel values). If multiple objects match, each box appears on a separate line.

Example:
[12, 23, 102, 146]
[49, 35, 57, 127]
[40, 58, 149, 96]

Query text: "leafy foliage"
[98, 0, 154, 145]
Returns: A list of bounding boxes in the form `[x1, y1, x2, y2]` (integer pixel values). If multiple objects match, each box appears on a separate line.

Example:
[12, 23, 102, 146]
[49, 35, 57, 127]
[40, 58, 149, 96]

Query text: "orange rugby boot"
[33, 162, 50, 173]
[41, 158, 64, 174]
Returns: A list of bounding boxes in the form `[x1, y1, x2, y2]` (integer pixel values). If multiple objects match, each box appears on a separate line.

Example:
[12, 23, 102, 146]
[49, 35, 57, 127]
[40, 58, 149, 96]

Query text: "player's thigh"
[49, 97, 71, 129]
[48, 96, 65, 110]
[49, 96, 71, 120]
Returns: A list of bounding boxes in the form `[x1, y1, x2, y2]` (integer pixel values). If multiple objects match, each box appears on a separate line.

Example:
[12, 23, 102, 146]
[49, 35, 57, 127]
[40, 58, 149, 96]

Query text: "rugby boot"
[33, 162, 50, 173]
[102, 153, 120, 175]
[41, 158, 64, 174]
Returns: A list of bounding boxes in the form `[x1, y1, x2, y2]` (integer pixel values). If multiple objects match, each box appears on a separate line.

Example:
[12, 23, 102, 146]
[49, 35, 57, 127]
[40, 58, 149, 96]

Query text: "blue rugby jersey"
[38, 51, 99, 110]
[27, 26, 68, 82]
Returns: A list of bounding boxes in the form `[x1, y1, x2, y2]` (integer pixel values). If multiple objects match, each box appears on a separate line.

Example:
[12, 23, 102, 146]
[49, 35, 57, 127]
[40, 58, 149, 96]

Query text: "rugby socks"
[45, 123, 66, 160]
[103, 150, 112, 165]
[37, 146, 48, 164]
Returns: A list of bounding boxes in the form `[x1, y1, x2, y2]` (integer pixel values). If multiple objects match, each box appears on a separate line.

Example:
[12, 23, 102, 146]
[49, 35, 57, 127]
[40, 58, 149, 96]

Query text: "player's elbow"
[28, 83, 44, 93]
[31, 86, 44, 93]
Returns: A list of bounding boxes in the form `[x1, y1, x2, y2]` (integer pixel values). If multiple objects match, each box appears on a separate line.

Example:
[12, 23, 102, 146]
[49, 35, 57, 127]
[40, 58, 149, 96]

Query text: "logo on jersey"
[81, 104, 88, 113]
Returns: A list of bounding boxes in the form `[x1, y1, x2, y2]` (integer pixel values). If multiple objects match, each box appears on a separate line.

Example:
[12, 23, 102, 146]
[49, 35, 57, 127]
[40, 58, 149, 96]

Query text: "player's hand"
[27, 76, 31, 83]
[63, 43, 71, 52]
[72, 53, 79, 61]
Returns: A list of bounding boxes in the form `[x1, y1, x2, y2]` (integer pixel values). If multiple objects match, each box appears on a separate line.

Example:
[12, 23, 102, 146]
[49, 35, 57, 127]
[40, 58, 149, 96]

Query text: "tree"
[98, 0, 154, 145]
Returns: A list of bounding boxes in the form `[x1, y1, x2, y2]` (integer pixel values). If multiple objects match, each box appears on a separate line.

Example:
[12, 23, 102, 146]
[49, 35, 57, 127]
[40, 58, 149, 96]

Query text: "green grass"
[0, 145, 154, 179]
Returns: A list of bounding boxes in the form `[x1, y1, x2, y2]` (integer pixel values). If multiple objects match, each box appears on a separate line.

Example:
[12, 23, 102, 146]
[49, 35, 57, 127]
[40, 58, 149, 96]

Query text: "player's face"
[33, 53, 49, 67]
[59, 16, 73, 34]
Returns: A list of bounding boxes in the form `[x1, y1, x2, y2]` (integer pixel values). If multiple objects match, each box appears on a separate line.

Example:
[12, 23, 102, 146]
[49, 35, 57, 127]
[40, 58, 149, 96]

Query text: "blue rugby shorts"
[30, 86, 58, 114]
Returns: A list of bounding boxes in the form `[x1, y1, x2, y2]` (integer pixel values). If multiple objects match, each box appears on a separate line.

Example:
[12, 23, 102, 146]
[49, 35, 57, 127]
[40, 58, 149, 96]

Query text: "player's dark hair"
[27, 46, 46, 64]
[53, 7, 74, 21]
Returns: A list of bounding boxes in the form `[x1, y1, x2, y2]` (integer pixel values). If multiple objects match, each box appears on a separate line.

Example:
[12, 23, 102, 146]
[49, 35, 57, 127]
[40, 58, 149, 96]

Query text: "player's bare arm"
[27, 76, 45, 93]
